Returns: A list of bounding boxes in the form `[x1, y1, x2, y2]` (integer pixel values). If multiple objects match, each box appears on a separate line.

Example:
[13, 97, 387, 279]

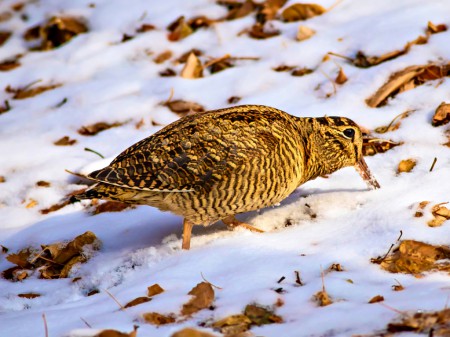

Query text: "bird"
[74, 104, 380, 250]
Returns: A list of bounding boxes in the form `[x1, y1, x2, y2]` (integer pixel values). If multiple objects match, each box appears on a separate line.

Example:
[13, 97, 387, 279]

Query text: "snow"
[1, 0, 450, 336]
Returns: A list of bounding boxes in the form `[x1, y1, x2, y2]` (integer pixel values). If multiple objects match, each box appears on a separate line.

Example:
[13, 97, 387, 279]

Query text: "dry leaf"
[291, 67, 313, 76]
[25, 199, 38, 208]
[432, 102, 450, 127]
[147, 283, 164, 297]
[368, 295, 384, 303]
[59, 255, 86, 278]
[187, 16, 214, 30]
[414, 200, 430, 217]
[397, 159, 416, 173]
[353, 50, 406, 68]
[273, 65, 296, 72]
[427, 21, 447, 34]
[181, 282, 214, 316]
[257, 0, 287, 23]
[165, 100, 205, 116]
[40, 16, 88, 50]
[6, 83, 61, 100]
[159, 68, 177, 77]
[176, 49, 204, 64]
[387, 309, 450, 335]
[153, 50, 173, 64]
[212, 314, 252, 335]
[377, 240, 450, 274]
[0, 100, 11, 114]
[335, 68, 347, 84]
[124, 296, 151, 308]
[248, 22, 280, 39]
[228, 96, 241, 104]
[18, 292, 41, 299]
[94, 201, 131, 214]
[428, 203, 450, 227]
[244, 304, 282, 325]
[366, 64, 450, 107]
[206, 55, 234, 74]
[168, 16, 194, 41]
[181, 52, 203, 79]
[281, 3, 326, 22]
[40, 199, 71, 215]
[78, 121, 124, 136]
[221, 0, 256, 21]
[36, 181, 51, 187]
[0, 30, 12, 46]
[95, 326, 138, 337]
[6, 248, 34, 268]
[362, 135, 401, 156]
[313, 289, 332, 306]
[54, 136, 77, 146]
[0, 56, 21, 71]
[142, 312, 175, 325]
[136, 23, 155, 33]
[296, 25, 315, 41]
[328, 263, 344, 272]
[171, 328, 217, 337]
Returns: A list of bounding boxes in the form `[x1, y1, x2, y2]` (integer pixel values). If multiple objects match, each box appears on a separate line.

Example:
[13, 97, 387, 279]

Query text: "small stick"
[80, 317, 92, 328]
[429, 157, 437, 172]
[320, 266, 326, 292]
[327, 0, 344, 12]
[22, 79, 42, 91]
[327, 52, 354, 62]
[320, 70, 337, 96]
[42, 313, 49, 337]
[104, 289, 125, 311]
[396, 230, 403, 242]
[295, 271, 303, 286]
[164, 88, 174, 105]
[54, 97, 68, 108]
[203, 54, 231, 69]
[201, 272, 223, 290]
[84, 147, 105, 159]
[379, 302, 404, 315]
[277, 276, 286, 284]
[65, 169, 89, 179]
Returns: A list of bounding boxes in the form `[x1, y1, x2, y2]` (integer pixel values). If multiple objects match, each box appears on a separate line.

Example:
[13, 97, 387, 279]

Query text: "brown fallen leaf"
[36, 181, 51, 187]
[353, 49, 406, 69]
[23, 25, 40, 41]
[0, 30, 12, 46]
[147, 283, 164, 297]
[176, 49, 204, 64]
[387, 309, 450, 335]
[273, 65, 296, 72]
[297, 25, 315, 41]
[40, 16, 88, 50]
[142, 312, 175, 325]
[377, 240, 450, 274]
[165, 100, 205, 117]
[428, 202, 450, 227]
[244, 304, 283, 325]
[368, 295, 384, 303]
[54, 136, 77, 146]
[212, 314, 252, 335]
[18, 293, 41, 299]
[0, 56, 21, 71]
[78, 121, 124, 136]
[397, 159, 416, 173]
[6, 83, 61, 100]
[335, 67, 347, 84]
[392, 280, 404, 291]
[187, 16, 214, 30]
[362, 135, 401, 156]
[25, 199, 38, 208]
[432, 102, 450, 127]
[0, 100, 11, 114]
[6, 248, 34, 268]
[153, 50, 173, 64]
[167, 16, 194, 41]
[171, 328, 217, 337]
[257, 0, 287, 23]
[124, 296, 151, 308]
[313, 288, 332, 306]
[427, 21, 447, 34]
[291, 67, 313, 76]
[228, 96, 241, 104]
[95, 326, 138, 337]
[181, 52, 203, 79]
[328, 263, 344, 272]
[414, 200, 430, 217]
[281, 3, 326, 22]
[159, 68, 177, 77]
[181, 282, 214, 316]
[366, 64, 450, 108]
[247, 22, 280, 39]
[94, 201, 132, 214]
[205, 55, 234, 74]
[136, 23, 156, 33]
[220, 0, 256, 21]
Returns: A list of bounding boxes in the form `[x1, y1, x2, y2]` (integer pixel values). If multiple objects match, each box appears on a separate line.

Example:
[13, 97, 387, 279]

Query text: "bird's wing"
[88, 109, 284, 192]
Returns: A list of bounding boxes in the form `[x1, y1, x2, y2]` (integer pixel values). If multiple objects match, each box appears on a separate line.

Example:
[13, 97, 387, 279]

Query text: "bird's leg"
[222, 216, 264, 233]
[182, 219, 194, 250]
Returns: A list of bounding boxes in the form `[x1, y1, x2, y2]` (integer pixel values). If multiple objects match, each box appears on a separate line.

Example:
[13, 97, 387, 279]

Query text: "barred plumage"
[75, 105, 379, 249]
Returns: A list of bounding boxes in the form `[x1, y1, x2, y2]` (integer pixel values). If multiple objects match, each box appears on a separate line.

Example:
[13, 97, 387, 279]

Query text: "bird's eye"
[342, 128, 355, 139]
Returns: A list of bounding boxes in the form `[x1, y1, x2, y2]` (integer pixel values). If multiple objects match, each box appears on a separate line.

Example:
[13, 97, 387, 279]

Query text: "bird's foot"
[222, 216, 264, 233]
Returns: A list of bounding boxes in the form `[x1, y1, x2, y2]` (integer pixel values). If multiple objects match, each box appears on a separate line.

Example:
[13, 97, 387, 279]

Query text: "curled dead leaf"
[432, 102, 450, 127]
[181, 282, 214, 316]
[124, 296, 152, 308]
[142, 312, 175, 325]
[147, 283, 164, 297]
[296, 25, 315, 41]
[244, 304, 283, 325]
[165, 100, 205, 117]
[428, 202, 450, 227]
[368, 295, 384, 303]
[281, 3, 326, 22]
[40, 16, 88, 50]
[362, 135, 401, 156]
[377, 240, 450, 274]
[78, 121, 125, 136]
[54, 136, 77, 146]
[167, 16, 194, 41]
[181, 52, 203, 79]
[247, 22, 280, 39]
[397, 159, 416, 173]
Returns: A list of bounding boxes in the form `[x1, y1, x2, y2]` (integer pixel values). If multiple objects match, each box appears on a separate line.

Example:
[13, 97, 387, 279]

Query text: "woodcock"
[75, 105, 380, 250]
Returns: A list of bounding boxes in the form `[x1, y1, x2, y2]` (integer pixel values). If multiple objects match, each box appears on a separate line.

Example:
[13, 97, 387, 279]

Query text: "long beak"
[354, 157, 380, 190]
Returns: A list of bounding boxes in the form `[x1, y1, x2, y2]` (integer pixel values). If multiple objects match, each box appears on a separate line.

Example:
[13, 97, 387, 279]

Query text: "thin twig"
[396, 230, 403, 242]
[320, 266, 326, 292]
[320, 70, 337, 96]
[22, 79, 42, 91]
[164, 88, 174, 105]
[80, 317, 92, 328]
[327, 52, 354, 62]
[201, 272, 223, 290]
[429, 157, 437, 172]
[295, 270, 303, 286]
[104, 289, 125, 311]
[84, 147, 105, 159]
[64, 169, 89, 179]
[203, 54, 231, 69]
[379, 302, 404, 315]
[327, 0, 344, 12]
[42, 313, 49, 337]
[277, 276, 286, 284]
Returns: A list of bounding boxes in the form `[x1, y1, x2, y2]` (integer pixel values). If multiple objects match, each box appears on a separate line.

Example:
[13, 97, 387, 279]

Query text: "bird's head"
[305, 116, 380, 189]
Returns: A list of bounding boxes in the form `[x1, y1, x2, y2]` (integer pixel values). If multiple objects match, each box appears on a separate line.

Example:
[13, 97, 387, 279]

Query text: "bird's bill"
[354, 158, 380, 189]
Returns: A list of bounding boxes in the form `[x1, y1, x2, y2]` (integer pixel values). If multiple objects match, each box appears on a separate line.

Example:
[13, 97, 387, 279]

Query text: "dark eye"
[343, 128, 355, 139]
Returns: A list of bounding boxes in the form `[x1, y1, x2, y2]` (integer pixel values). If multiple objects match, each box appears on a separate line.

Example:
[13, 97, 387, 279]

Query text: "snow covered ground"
[1, 0, 450, 336]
